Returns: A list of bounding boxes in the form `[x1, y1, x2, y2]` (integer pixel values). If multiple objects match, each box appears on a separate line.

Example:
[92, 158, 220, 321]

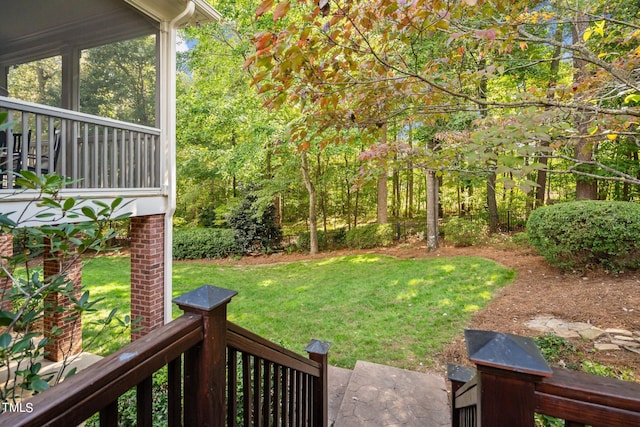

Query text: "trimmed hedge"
[345, 223, 394, 249]
[173, 228, 240, 260]
[297, 228, 347, 252]
[443, 217, 487, 247]
[527, 201, 640, 271]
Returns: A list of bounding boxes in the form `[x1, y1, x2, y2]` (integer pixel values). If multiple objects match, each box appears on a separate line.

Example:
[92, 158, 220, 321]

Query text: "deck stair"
[328, 361, 451, 427]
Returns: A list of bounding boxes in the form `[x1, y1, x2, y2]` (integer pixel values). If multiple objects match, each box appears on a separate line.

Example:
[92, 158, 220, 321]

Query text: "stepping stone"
[605, 328, 633, 337]
[594, 343, 621, 351]
[579, 328, 604, 340]
[612, 340, 640, 348]
[566, 322, 592, 331]
[334, 361, 450, 427]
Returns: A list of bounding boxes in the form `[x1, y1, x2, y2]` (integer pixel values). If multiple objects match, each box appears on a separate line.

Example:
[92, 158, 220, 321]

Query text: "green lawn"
[83, 254, 515, 370]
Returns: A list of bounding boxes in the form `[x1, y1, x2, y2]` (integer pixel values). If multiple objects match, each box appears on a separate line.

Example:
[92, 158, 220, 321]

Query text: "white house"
[0, 0, 220, 359]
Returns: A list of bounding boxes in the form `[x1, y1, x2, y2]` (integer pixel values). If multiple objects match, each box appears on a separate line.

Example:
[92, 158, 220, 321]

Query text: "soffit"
[0, 0, 220, 67]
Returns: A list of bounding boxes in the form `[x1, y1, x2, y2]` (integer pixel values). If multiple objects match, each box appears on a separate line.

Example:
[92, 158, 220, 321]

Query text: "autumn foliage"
[247, 0, 640, 189]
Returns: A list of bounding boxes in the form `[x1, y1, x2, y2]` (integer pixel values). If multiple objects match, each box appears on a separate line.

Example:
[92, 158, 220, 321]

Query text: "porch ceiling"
[0, 0, 220, 67]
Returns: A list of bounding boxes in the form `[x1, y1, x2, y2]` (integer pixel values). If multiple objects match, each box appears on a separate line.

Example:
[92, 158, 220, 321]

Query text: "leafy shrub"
[297, 228, 348, 252]
[227, 191, 282, 254]
[345, 224, 394, 249]
[535, 334, 575, 365]
[581, 360, 635, 382]
[510, 232, 531, 247]
[527, 201, 640, 271]
[297, 230, 329, 252]
[442, 217, 487, 247]
[173, 228, 240, 259]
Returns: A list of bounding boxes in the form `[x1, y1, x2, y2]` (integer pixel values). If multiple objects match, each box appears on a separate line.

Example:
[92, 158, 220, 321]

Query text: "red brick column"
[43, 246, 83, 362]
[0, 233, 13, 311]
[130, 214, 165, 341]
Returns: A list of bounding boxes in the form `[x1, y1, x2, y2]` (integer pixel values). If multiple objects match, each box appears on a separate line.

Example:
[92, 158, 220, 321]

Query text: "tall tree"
[249, 0, 640, 204]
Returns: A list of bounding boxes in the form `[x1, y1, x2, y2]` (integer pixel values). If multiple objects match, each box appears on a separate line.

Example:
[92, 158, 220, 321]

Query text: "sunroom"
[0, 0, 220, 358]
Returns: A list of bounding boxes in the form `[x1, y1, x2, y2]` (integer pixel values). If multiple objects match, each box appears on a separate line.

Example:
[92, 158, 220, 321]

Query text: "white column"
[61, 47, 80, 111]
[159, 2, 195, 323]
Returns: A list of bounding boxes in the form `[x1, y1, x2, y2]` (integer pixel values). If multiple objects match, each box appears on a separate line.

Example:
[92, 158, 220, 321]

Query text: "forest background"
[7, 0, 640, 252]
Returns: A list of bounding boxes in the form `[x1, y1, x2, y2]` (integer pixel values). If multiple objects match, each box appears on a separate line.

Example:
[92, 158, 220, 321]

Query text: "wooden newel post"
[305, 339, 331, 427]
[173, 285, 238, 427]
[465, 330, 553, 427]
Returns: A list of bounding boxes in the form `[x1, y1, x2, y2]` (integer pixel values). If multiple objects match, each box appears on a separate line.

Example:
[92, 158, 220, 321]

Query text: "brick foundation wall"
[130, 214, 165, 341]
[43, 246, 82, 362]
[0, 233, 13, 312]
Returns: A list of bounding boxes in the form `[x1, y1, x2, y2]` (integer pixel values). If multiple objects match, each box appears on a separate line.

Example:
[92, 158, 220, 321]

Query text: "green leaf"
[0, 333, 11, 349]
[29, 378, 50, 392]
[63, 198, 76, 211]
[0, 311, 15, 327]
[624, 94, 640, 104]
[81, 206, 97, 220]
[65, 367, 78, 379]
[0, 213, 17, 228]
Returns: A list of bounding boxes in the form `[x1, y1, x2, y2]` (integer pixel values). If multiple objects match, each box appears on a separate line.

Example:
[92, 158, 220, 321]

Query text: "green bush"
[227, 191, 282, 254]
[345, 224, 394, 249]
[527, 201, 640, 271]
[173, 228, 240, 260]
[442, 217, 487, 247]
[510, 232, 531, 247]
[297, 230, 329, 252]
[297, 228, 348, 252]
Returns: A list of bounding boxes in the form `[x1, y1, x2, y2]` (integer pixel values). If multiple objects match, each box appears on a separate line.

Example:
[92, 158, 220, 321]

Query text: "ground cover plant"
[83, 254, 514, 369]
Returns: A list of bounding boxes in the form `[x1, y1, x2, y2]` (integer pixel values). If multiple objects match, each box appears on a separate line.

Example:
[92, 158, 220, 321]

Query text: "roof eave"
[125, 0, 222, 26]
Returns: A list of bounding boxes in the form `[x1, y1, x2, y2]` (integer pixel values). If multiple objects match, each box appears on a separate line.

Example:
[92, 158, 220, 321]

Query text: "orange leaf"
[273, 1, 291, 21]
[255, 33, 273, 50]
[256, 0, 274, 18]
[243, 56, 255, 69]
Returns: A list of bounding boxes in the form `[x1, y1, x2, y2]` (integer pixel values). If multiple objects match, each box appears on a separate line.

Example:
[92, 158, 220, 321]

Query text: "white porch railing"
[0, 96, 161, 191]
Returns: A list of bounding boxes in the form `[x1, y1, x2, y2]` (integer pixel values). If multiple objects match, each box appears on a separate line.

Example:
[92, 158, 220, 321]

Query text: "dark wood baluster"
[137, 376, 153, 427]
[99, 400, 118, 427]
[227, 348, 238, 427]
[263, 360, 272, 425]
[282, 367, 290, 427]
[168, 357, 182, 427]
[289, 368, 296, 426]
[301, 373, 308, 426]
[274, 364, 282, 425]
[297, 371, 303, 427]
[254, 357, 263, 426]
[242, 353, 252, 427]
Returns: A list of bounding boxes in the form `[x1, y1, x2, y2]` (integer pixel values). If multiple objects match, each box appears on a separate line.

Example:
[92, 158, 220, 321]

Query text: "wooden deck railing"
[0, 96, 161, 191]
[226, 322, 330, 426]
[0, 285, 329, 426]
[448, 330, 640, 427]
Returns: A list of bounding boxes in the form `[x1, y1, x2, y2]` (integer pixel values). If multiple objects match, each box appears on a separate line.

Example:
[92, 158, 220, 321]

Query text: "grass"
[83, 253, 515, 370]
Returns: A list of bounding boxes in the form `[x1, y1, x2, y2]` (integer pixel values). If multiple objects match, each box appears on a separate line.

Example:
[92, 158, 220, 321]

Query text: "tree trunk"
[478, 58, 499, 232]
[573, 11, 598, 200]
[344, 155, 352, 230]
[487, 171, 499, 233]
[407, 125, 414, 218]
[536, 26, 563, 208]
[377, 124, 388, 224]
[426, 170, 439, 251]
[300, 150, 318, 254]
[392, 158, 400, 218]
[316, 152, 328, 233]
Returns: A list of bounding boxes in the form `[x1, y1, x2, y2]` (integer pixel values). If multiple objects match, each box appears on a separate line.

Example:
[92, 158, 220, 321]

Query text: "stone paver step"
[332, 361, 450, 427]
